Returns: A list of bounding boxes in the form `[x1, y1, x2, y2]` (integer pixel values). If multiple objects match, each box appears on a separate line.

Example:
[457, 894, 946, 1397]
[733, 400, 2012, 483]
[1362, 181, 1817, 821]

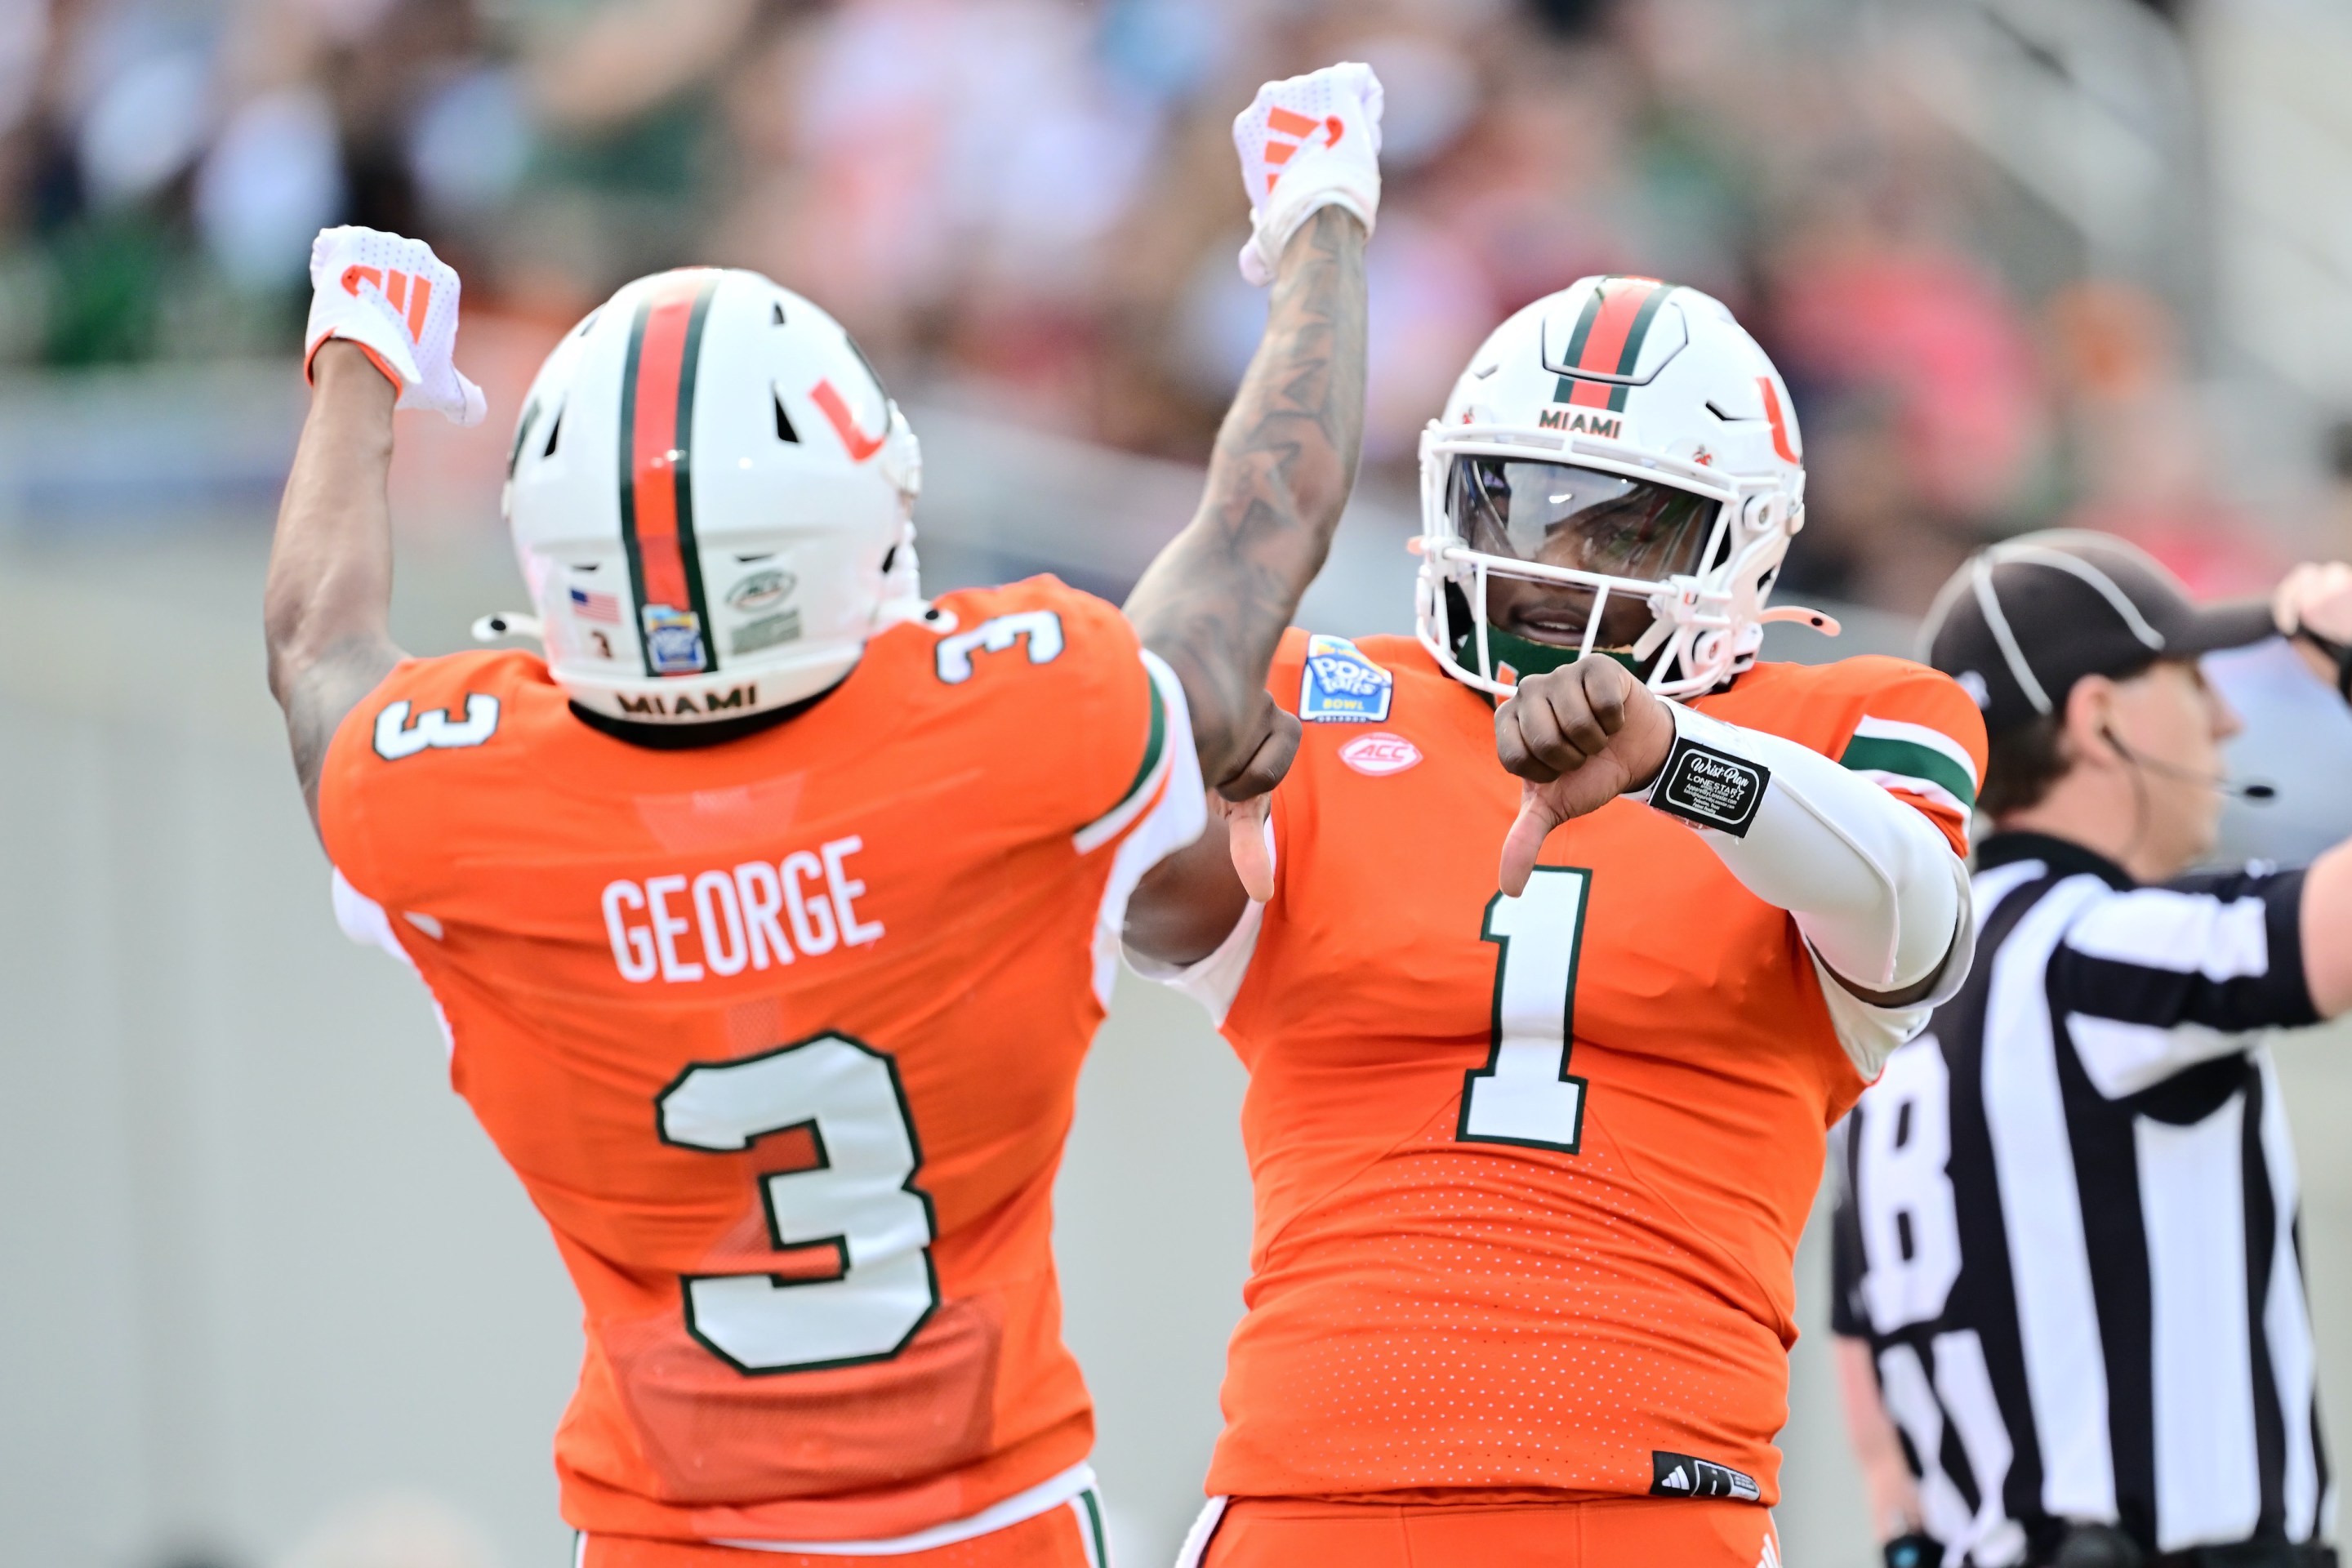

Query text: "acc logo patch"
[1300, 634, 1393, 723]
[1338, 732, 1420, 776]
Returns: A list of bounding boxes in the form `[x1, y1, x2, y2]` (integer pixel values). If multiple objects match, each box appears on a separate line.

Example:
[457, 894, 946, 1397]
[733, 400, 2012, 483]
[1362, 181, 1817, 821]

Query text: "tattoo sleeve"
[1125, 205, 1369, 789]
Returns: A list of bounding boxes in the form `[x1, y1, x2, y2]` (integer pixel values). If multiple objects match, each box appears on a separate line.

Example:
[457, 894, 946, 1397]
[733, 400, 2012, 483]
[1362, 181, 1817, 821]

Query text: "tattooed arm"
[1123, 205, 1369, 961]
[265, 341, 407, 834]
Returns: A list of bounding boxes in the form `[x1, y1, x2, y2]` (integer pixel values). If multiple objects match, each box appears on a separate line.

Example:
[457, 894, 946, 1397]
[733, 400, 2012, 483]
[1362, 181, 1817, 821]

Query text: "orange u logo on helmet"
[810, 379, 886, 462]
[341, 264, 434, 342]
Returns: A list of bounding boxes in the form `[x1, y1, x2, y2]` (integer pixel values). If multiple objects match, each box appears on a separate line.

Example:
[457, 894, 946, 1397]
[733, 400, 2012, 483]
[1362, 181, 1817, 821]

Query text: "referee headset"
[1963, 545, 2278, 806]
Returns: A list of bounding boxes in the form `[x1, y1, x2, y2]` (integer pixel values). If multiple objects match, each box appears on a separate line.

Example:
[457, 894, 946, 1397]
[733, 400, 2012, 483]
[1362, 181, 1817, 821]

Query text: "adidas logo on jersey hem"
[1649, 1450, 1761, 1502]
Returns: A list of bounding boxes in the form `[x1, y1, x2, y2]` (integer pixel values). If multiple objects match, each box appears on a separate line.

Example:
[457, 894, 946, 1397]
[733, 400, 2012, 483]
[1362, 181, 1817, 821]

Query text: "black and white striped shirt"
[1831, 831, 2331, 1564]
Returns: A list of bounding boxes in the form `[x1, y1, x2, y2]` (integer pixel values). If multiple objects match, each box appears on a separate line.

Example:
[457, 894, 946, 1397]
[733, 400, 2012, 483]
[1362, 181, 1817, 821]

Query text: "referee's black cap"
[1919, 530, 2277, 739]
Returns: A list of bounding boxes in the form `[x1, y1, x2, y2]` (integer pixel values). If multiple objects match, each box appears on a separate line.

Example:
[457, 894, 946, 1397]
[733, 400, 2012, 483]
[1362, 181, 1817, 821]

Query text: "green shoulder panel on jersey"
[1073, 666, 1167, 853]
[1838, 715, 1978, 816]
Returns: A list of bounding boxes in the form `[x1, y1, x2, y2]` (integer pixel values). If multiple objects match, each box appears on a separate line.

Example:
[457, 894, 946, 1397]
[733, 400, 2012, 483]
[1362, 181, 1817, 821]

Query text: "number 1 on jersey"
[1459, 867, 1591, 1153]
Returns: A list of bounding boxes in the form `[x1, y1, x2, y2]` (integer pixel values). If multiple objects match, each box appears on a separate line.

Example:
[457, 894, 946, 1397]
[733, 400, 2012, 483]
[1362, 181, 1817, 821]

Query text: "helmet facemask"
[1418, 435, 1797, 698]
[1452, 455, 1717, 657]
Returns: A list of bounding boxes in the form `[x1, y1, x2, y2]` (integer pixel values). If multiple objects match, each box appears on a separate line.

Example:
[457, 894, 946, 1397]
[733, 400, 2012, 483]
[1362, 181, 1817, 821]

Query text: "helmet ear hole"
[507, 398, 541, 479]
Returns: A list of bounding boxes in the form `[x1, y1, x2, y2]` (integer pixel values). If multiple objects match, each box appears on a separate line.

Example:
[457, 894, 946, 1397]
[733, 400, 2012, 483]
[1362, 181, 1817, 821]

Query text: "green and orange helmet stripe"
[617, 272, 722, 678]
[1553, 275, 1673, 413]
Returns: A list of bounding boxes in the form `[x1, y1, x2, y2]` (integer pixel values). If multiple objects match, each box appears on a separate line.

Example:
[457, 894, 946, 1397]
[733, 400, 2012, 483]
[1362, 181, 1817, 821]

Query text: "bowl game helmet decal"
[505, 266, 925, 724]
[1416, 274, 1833, 700]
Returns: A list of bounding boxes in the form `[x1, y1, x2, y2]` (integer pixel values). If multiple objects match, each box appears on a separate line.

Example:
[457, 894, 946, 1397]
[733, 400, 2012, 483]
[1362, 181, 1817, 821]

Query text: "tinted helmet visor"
[1446, 456, 1723, 654]
[1449, 457, 1719, 581]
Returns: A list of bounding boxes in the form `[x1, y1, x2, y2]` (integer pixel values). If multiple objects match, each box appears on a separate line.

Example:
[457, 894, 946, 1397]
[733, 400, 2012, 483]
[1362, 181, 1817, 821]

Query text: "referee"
[1831, 532, 2352, 1568]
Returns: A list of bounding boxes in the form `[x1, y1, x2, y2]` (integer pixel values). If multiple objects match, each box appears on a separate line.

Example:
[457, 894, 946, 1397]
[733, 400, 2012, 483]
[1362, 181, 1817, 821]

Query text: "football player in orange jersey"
[261, 65, 1382, 1568]
[1122, 276, 1991, 1568]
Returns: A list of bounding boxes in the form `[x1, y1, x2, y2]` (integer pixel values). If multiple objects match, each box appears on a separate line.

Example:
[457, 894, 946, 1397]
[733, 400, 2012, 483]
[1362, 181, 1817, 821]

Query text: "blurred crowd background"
[4, 0, 2351, 612]
[9, 3, 2352, 1567]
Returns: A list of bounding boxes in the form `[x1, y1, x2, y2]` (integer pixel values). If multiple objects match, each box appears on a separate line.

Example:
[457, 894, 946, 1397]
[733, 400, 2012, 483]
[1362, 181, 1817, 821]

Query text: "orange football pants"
[1197, 1495, 1778, 1568]
[577, 1498, 1099, 1568]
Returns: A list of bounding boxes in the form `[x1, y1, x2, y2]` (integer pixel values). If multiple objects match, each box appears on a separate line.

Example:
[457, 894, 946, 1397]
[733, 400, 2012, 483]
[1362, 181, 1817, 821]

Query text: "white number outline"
[655, 1033, 941, 1376]
[933, 611, 1064, 684]
[1457, 866, 1592, 1154]
[372, 695, 501, 760]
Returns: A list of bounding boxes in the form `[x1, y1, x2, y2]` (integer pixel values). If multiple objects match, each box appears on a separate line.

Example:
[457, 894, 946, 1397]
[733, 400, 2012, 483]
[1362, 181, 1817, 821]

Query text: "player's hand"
[1494, 659, 1675, 896]
[1232, 62, 1383, 287]
[2277, 560, 2352, 643]
[2276, 560, 2352, 696]
[1211, 702, 1299, 902]
[305, 225, 487, 426]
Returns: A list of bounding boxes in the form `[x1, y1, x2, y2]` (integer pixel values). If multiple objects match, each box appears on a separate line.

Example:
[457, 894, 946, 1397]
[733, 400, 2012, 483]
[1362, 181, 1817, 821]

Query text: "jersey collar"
[1975, 830, 2136, 889]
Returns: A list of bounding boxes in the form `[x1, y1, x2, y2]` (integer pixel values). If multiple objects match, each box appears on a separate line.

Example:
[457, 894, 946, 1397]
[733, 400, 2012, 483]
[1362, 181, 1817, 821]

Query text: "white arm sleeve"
[1121, 813, 1273, 1026]
[1637, 702, 1974, 1074]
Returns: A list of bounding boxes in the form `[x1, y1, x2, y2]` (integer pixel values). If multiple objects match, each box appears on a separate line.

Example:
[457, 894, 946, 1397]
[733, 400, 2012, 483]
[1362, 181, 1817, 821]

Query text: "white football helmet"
[1416, 274, 1832, 699]
[502, 267, 925, 724]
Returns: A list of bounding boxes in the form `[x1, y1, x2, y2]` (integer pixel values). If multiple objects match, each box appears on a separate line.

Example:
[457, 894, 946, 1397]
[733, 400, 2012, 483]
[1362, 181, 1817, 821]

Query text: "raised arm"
[1125, 203, 1367, 789]
[265, 342, 405, 827]
[1120, 68, 1377, 962]
[264, 227, 484, 832]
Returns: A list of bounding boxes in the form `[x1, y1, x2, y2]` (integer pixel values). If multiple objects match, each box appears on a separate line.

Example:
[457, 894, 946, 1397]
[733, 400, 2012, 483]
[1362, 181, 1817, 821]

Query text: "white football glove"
[1232, 62, 1383, 287]
[304, 225, 486, 426]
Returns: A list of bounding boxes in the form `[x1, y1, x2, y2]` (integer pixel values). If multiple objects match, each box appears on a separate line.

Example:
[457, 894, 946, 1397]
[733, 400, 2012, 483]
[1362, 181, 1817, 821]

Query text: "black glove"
[1885, 1534, 1939, 1568]
[2296, 629, 2352, 703]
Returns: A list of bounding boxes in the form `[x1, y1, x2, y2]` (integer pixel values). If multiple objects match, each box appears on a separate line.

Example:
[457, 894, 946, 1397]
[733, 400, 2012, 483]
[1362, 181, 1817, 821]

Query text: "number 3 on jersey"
[657, 1036, 939, 1374]
[1458, 867, 1592, 1152]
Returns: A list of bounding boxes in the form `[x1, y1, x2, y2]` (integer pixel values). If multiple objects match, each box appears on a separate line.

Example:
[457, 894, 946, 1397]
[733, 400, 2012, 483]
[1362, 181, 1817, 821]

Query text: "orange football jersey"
[1165, 630, 1985, 1507]
[318, 577, 1200, 1548]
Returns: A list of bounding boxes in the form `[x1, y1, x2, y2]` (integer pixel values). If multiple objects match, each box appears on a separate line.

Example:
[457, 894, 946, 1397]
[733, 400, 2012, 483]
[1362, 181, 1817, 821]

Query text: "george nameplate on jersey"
[1299, 634, 1393, 723]
[1650, 1450, 1762, 1502]
[1650, 736, 1768, 837]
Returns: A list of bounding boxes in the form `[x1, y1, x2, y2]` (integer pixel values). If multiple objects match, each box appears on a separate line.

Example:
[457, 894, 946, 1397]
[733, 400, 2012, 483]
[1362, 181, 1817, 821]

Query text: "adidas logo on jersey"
[1649, 1450, 1761, 1502]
